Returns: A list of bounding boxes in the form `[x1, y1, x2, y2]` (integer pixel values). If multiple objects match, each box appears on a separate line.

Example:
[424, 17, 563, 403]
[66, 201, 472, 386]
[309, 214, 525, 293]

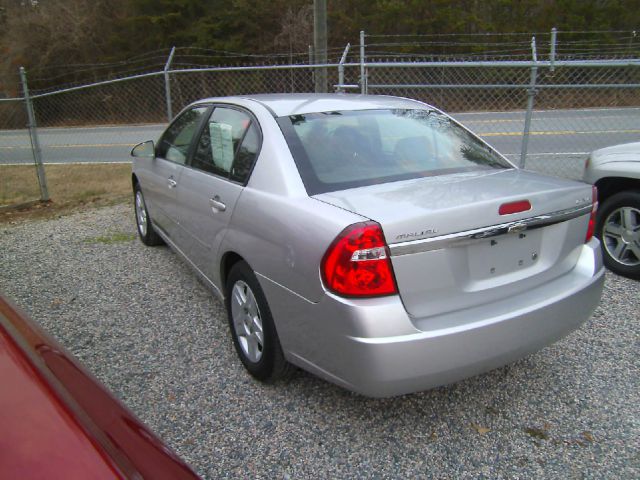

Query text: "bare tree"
[274, 4, 313, 60]
[0, 0, 130, 94]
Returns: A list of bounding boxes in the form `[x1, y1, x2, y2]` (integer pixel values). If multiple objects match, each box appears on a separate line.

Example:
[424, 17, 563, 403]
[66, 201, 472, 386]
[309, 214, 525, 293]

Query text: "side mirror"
[131, 140, 155, 158]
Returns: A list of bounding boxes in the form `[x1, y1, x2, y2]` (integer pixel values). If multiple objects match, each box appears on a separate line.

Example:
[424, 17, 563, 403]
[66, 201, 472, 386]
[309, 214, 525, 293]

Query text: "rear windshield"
[277, 109, 513, 195]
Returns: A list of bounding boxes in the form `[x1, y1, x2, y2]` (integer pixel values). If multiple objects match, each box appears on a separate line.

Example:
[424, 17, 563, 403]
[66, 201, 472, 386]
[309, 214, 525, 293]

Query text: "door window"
[156, 107, 208, 164]
[191, 107, 260, 182]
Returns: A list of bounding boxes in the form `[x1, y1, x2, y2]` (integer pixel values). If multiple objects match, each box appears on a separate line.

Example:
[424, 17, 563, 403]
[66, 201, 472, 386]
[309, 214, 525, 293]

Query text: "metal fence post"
[520, 37, 538, 169]
[550, 28, 557, 72]
[360, 30, 367, 94]
[164, 46, 176, 121]
[309, 45, 315, 89]
[337, 43, 351, 92]
[19, 67, 49, 202]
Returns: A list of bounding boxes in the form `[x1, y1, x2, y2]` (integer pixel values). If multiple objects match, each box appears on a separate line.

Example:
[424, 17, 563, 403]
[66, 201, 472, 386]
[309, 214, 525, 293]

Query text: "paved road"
[1, 108, 639, 177]
[0, 124, 164, 165]
[457, 107, 640, 177]
[457, 107, 640, 155]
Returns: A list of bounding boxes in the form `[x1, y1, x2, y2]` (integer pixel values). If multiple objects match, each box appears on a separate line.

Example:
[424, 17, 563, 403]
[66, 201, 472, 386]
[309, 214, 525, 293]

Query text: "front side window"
[156, 107, 208, 164]
[191, 107, 260, 183]
[278, 109, 513, 195]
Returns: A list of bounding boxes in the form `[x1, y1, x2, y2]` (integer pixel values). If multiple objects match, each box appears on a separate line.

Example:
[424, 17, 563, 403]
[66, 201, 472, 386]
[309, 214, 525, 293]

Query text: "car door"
[175, 105, 262, 286]
[143, 106, 209, 241]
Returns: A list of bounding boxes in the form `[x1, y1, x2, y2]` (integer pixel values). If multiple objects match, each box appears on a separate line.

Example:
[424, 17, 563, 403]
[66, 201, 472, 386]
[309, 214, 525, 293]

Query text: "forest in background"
[0, 0, 638, 94]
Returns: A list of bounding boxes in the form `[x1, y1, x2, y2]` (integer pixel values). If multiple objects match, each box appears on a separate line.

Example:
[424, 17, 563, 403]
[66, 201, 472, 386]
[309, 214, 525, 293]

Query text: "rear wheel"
[596, 191, 640, 280]
[225, 261, 293, 381]
[134, 184, 163, 246]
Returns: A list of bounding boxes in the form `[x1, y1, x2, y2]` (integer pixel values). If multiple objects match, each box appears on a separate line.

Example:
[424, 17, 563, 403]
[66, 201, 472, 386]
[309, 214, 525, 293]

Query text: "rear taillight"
[586, 185, 598, 242]
[321, 222, 398, 297]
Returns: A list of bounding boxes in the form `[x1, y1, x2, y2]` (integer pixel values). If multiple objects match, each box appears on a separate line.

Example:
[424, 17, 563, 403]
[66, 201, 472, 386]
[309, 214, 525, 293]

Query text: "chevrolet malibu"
[131, 94, 604, 397]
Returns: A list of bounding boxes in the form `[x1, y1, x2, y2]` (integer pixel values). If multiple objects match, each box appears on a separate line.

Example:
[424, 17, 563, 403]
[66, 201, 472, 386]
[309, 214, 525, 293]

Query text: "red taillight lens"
[321, 222, 398, 297]
[586, 185, 598, 242]
[499, 200, 532, 215]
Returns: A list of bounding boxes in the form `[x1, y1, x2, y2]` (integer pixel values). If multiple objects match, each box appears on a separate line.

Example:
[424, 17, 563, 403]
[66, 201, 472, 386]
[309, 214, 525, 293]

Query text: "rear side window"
[277, 109, 512, 195]
[231, 123, 260, 183]
[156, 107, 208, 164]
[191, 106, 260, 183]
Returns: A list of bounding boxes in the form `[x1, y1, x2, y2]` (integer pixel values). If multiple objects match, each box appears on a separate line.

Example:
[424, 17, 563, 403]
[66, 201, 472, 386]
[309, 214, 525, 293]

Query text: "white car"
[583, 142, 640, 279]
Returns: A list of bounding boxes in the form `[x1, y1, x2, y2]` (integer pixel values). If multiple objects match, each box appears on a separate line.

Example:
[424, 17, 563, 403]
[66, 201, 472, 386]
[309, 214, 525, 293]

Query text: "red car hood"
[0, 295, 200, 479]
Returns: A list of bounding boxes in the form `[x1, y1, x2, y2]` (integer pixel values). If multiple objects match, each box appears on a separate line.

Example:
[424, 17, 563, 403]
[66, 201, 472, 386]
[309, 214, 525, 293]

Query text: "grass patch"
[84, 232, 136, 245]
[1, 163, 132, 222]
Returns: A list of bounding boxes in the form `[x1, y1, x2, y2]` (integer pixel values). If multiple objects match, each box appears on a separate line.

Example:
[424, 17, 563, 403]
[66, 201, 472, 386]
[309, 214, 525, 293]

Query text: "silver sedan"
[131, 94, 604, 397]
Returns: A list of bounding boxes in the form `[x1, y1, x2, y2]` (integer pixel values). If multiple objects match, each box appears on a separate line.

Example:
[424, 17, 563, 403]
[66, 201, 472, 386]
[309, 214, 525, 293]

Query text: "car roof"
[192, 93, 431, 117]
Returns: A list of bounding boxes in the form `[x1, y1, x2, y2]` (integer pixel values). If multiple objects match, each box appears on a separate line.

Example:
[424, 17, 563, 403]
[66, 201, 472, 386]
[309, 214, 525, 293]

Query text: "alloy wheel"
[602, 206, 640, 267]
[135, 190, 148, 237]
[230, 280, 264, 363]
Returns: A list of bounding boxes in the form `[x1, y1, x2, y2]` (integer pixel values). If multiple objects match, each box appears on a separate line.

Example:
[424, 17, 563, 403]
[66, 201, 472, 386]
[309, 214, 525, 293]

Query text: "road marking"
[0, 135, 31, 140]
[464, 119, 523, 124]
[0, 124, 165, 133]
[465, 116, 640, 124]
[2, 128, 639, 150]
[0, 143, 136, 150]
[46, 161, 132, 165]
[0, 161, 132, 166]
[480, 129, 640, 137]
[503, 152, 588, 156]
[454, 107, 640, 116]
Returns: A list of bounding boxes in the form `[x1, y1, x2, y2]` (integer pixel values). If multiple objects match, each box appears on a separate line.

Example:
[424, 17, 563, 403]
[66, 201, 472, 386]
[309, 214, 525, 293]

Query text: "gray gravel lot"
[1, 203, 638, 479]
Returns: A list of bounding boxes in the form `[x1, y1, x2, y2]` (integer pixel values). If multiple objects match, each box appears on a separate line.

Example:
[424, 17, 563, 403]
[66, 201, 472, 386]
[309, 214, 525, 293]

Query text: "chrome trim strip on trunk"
[389, 204, 592, 256]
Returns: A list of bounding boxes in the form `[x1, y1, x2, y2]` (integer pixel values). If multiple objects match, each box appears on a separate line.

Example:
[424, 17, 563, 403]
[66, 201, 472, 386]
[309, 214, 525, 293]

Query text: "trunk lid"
[314, 169, 594, 319]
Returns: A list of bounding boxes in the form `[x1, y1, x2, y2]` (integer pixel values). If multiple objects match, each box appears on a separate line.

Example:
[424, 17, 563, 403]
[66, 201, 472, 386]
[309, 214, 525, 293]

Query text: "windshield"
[277, 108, 513, 195]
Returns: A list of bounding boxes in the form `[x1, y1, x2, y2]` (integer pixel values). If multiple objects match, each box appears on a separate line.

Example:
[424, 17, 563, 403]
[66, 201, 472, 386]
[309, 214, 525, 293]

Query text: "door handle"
[167, 177, 177, 188]
[209, 196, 226, 212]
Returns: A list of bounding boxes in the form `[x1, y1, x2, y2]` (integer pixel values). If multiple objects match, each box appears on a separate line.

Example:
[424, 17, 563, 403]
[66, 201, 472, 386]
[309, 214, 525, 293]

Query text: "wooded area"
[0, 0, 638, 94]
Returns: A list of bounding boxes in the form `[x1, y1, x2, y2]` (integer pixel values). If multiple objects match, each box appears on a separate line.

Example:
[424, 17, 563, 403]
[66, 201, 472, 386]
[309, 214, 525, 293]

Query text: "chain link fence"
[0, 97, 42, 207]
[1, 31, 639, 208]
[362, 61, 640, 178]
[527, 64, 640, 178]
[0, 98, 31, 163]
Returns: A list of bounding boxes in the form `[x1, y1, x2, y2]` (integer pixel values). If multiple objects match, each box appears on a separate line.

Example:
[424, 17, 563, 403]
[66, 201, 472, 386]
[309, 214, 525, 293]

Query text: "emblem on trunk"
[508, 222, 527, 234]
[396, 229, 439, 240]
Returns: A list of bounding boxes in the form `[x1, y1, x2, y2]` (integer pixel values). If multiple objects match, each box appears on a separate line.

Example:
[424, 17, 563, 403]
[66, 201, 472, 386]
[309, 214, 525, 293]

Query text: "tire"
[225, 261, 293, 382]
[595, 190, 640, 280]
[134, 184, 164, 246]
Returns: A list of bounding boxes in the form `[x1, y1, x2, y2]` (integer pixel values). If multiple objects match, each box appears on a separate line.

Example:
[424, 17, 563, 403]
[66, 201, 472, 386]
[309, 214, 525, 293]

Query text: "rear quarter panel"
[221, 189, 364, 303]
[217, 102, 366, 302]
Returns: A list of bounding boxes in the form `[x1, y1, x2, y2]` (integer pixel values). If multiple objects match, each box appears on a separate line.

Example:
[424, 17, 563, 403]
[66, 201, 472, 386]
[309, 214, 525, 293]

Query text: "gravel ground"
[1, 203, 638, 479]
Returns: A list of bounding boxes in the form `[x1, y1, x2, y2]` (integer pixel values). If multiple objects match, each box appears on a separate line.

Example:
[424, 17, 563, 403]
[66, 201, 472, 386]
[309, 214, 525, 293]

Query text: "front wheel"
[134, 184, 164, 246]
[225, 261, 293, 381]
[596, 190, 640, 280]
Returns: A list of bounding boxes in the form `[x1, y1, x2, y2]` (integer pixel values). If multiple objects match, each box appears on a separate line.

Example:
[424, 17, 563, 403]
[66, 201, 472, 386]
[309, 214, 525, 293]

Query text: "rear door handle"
[167, 177, 177, 188]
[209, 196, 226, 212]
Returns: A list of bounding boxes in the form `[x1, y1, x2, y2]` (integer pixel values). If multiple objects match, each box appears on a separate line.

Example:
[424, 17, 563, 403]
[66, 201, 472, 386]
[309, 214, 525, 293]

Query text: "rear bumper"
[259, 240, 605, 398]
